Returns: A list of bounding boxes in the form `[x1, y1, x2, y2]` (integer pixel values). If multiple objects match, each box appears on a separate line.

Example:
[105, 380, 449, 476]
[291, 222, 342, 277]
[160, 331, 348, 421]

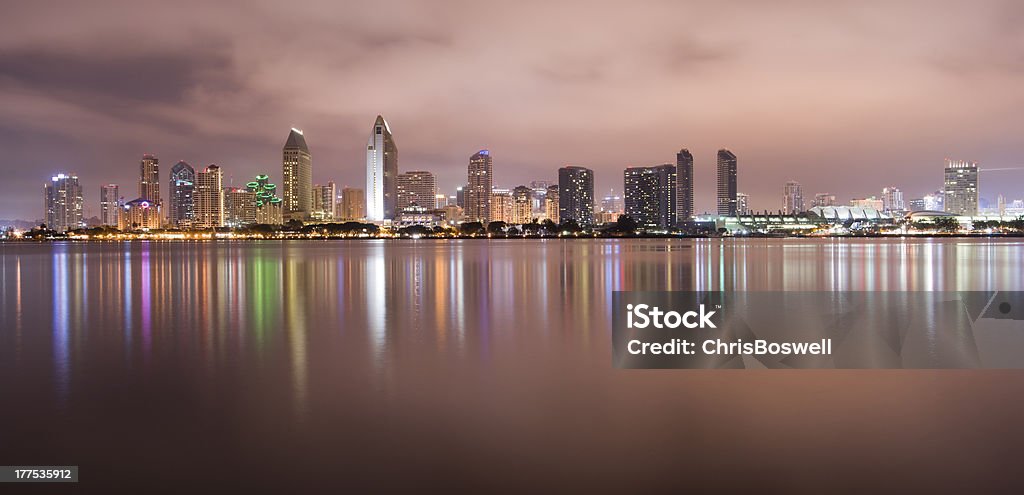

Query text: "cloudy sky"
[2, 0, 1023, 219]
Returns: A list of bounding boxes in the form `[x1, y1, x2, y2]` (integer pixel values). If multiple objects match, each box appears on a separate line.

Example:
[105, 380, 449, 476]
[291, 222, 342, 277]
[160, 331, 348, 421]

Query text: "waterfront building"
[247, 175, 284, 225]
[717, 149, 738, 216]
[119, 198, 160, 231]
[545, 185, 560, 223]
[397, 171, 437, 210]
[282, 128, 312, 222]
[490, 188, 513, 223]
[340, 187, 366, 221]
[194, 165, 224, 228]
[366, 116, 398, 221]
[512, 185, 533, 224]
[100, 184, 119, 227]
[944, 159, 978, 216]
[466, 150, 493, 223]
[624, 164, 676, 229]
[676, 149, 694, 221]
[44, 173, 84, 232]
[224, 187, 257, 227]
[783, 180, 804, 214]
[558, 166, 594, 227]
[168, 161, 195, 227]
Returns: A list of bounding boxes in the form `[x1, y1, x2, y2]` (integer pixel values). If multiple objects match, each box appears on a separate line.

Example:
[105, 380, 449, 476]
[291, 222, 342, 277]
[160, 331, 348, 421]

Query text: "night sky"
[2, 0, 1024, 220]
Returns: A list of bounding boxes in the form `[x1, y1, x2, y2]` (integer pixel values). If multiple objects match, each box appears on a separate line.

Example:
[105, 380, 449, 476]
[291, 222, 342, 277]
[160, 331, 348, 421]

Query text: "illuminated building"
[312, 182, 337, 221]
[247, 175, 283, 225]
[396, 205, 443, 227]
[100, 184, 119, 227]
[813, 193, 836, 208]
[194, 165, 224, 228]
[139, 154, 160, 204]
[512, 185, 533, 224]
[44, 173, 84, 232]
[119, 198, 160, 231]
[600, 190, 624, 215]
[882, 186, 905, 213]
[490, 188, 513, 223]
[339, 187, 365, 221]
[466, 150, 493, 223]
[736, 192, 749, 215]
[282, 128, 312, 222]
[624, 164, 676, 228]
[224, 187, 256, 227]
[545, 185, 559, 223]
[168, 161, 195, 227]
[944, 159, 978, 216]
[397, 171, 437, 210]
[676, 149, 694, 221]
[717, 149, 738, 216]
[558, 166, 594, 227]
[850, 196, 883, 210]
[783, 180, 804, 214]
[366, 115, 398, 221]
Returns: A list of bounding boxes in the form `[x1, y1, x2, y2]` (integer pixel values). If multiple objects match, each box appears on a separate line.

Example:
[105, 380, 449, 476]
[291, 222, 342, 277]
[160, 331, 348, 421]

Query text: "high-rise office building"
[312, 182, 337, 221]
[340, 187, 366, 221]
[624, 164, 677, 229]
[455, 186, 466, 208]
[119, 199, 160, 231]
[365, 115, 398, 221]
[490, 188, 513, 224]
[194, 165, 224, 228]
[223, 187, 256, 227]
[881, 186, 905, 213]
[466, 150, 493, 223]
[512, 185, 533, 224]
[783, 180, 804, 214]
[545, 185, 560, 223]
[558, 166, 594, 227]
[943, 159, 978, 216]
[676, 149, 694, 222]
[717, 149, 738, 216]
[247, 174, 284, 225]
[736, 193, 749, 215]
[44, 173, 84, 232]
[813, 193, 836, 208]
[282, 128, 312, 222]
[100, 184, 119, 227]
[168, 160, 195, 227]
[397, 171, 437, 210]
[139, 154, 160, 203]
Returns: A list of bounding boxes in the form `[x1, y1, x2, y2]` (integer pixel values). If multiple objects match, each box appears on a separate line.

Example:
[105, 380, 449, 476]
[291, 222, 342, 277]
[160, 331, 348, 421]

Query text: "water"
[1, 238, 1024, 492]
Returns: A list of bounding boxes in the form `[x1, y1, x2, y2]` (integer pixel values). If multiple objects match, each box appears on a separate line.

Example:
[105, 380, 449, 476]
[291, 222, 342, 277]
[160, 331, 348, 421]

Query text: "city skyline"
[3, 1, 1024, 219]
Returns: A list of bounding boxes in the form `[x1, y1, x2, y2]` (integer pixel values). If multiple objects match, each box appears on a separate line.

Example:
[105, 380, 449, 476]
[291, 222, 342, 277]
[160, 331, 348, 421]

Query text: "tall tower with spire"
[282, 128, 312, 222]
[366, 115, 398, 221]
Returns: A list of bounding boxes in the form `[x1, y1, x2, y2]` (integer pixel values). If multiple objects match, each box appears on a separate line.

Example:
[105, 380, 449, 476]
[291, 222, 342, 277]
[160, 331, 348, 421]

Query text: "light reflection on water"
[1, 238, 1024, 491]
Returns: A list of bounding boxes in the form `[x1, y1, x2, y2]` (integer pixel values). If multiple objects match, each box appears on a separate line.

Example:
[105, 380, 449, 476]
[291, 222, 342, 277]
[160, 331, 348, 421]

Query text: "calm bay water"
[2, 238, 1024, 492]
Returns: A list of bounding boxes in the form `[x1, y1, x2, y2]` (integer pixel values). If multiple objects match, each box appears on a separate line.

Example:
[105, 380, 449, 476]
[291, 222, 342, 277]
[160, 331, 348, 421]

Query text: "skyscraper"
[340, 187, 366, 221]
[139, 154, 160, 203]
[736, 192, 749, 215]
[624, 164, 677, 229]
[545, 185, 560, 223]
[100, 184, 119, 227]
[223, 187, 256, 227]
[943, 159, 978, 216]
[512, 185, 533, 224]
[365, 115, 398, 221]
[490, 188, 513, 223]
[282, 128, 312, 222]
[558, 166, 594, 227]
[248, 174, 284, 225]
[813, 193, 836, 208]
[312, 182, 337, 221]
[44, 173, 84, 232]
[168, 161, 195, 227]
[717, 149, 738, 216]
[194, 165, 224, 228]
[783, 180, 804, 214]
[397, 171, 437, 210]
[466, 150, 493, 223]
[676, 149, 694, 222]
[881, 186, 905, 213]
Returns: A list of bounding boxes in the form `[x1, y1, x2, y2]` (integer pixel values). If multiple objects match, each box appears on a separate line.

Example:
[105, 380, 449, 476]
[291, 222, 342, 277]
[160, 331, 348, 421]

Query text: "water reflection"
[2, 238, 1024, 490]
